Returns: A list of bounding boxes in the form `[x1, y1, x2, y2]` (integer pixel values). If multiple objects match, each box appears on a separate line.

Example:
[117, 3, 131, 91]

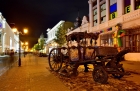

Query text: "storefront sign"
[125, 5, 131, 13]
[110, 12, 117, 20]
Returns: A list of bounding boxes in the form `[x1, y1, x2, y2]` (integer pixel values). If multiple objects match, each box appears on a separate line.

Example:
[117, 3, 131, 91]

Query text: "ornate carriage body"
[48, 32, 130, 84]
[66, 32, 98, 63]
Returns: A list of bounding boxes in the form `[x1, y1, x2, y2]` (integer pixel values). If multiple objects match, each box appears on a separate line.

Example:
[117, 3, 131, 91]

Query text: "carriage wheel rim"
[48, 48, 63, 71]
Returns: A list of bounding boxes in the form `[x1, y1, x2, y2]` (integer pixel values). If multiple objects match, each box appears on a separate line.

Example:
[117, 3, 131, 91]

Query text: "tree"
[38, 38, 45, 50]
[54, 22, 74, 47]
[34, 43, 40, 50]
[54, 25, 66, 47]
[38, 33, 45, 50]
[32, 33, 45, 51]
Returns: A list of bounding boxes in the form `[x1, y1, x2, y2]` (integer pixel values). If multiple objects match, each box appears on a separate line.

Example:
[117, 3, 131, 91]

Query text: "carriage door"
[125, 29, 140, 52]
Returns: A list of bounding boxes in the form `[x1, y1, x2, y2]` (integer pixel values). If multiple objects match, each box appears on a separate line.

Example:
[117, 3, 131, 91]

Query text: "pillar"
[106, 0, 109, 21]
[88, 0, 93, 32]
[131, 0, 135, 11]
[117, 0, 124, 17]
[97, 0, 101, 25]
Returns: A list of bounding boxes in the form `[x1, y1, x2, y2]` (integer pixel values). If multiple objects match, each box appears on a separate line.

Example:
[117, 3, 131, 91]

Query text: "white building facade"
[0, 12, 19, 54]
[67, 0, 140, 61]
[46, 21, 65, 54]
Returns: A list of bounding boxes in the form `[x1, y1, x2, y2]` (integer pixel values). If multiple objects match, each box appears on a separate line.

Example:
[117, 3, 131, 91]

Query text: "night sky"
[0, 0, 89, 48]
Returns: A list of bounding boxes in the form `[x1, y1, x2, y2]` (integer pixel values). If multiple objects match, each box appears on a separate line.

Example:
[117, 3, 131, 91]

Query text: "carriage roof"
[66, 32, 99, 41]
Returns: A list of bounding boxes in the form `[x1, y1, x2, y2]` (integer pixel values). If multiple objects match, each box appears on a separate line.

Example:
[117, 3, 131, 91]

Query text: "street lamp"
[13, 28, 28, 67]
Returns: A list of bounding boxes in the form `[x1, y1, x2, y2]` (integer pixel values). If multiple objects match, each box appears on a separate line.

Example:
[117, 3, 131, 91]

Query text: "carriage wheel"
[105, 61, 125, 79]
[112, 67, 125, 79]
[48, 48, 63, 72]
[92, 66, 108, 84]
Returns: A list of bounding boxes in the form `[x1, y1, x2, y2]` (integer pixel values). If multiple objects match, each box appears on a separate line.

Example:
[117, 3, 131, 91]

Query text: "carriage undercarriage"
[48, 32, 130, 84]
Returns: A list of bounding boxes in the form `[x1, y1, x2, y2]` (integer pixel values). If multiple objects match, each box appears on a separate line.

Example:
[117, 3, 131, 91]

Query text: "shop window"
[94, 9, 97, 16]
[125, 29, 140, 52]
[93, 1, 97, 7]
[100, 32, 114, 47]
[101, 3, 106, 23]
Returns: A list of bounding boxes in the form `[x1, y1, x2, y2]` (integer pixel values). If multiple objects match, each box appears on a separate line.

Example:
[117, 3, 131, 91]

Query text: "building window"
[110, 0, 117, 5]
[100, 0, 103, 2]
[109, 1, 117, 20]
[101, 3, 106, 23]
[135, 0, 140, 10]
[124, 0, 131, 14]
[10, 37, 12, 49]
[93, 9, 97, 26]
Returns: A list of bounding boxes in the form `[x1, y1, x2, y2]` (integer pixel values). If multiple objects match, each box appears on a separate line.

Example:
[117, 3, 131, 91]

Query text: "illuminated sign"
[125, 5, 131, 13]
[110, 12, 117, 20]
[110, 3, 117, 13]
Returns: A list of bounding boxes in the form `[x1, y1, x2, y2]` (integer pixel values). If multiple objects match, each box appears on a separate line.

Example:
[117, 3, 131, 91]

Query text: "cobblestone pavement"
[1, 54, 140, 91]
[48, 68, 140, 91]
[0, 54, 70, 91]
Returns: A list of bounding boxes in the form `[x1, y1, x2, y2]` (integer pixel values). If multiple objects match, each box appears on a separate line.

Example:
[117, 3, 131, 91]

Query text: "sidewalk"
[0, 54, 70, 91]
[78, 60, 140, 74]
[121, 61, 140, 74]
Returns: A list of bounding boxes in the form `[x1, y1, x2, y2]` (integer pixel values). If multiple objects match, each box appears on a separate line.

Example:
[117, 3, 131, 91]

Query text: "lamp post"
[13, 28, 28, 67]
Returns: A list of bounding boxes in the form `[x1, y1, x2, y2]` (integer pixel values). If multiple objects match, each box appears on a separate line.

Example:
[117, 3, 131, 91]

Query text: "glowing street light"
[24, 28, 28, 34]
[12, 28, 17, 32]
[12, 28, 28, 67]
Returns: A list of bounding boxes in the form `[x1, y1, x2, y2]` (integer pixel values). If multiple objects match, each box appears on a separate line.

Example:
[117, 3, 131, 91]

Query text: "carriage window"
[68, 41, 72, 47]
[68, 40, 78, 47]
[100, 33, 114, 47]
[80, 39, 85, 46]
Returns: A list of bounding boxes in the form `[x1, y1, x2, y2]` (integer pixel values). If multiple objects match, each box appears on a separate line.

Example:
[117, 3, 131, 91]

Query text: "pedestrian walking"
[10, 49, 14, 67]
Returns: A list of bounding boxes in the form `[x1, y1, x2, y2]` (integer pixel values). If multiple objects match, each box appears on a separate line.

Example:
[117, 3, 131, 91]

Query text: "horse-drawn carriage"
[48, 32, 130, 84]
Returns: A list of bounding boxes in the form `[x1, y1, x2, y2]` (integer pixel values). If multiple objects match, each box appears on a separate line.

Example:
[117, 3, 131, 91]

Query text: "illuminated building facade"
[88, 0, 140, 61]
[67, 0, 140, 61]
[0, 13, 19, 54]
[46, 21, 65, 54]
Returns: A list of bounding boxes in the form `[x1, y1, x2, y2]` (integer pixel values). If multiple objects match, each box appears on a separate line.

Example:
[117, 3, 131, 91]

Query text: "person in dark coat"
[10, 49, 14, 67]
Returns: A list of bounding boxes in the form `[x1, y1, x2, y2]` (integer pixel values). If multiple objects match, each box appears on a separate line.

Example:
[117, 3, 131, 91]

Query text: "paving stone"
[0, 55, 70, 91]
